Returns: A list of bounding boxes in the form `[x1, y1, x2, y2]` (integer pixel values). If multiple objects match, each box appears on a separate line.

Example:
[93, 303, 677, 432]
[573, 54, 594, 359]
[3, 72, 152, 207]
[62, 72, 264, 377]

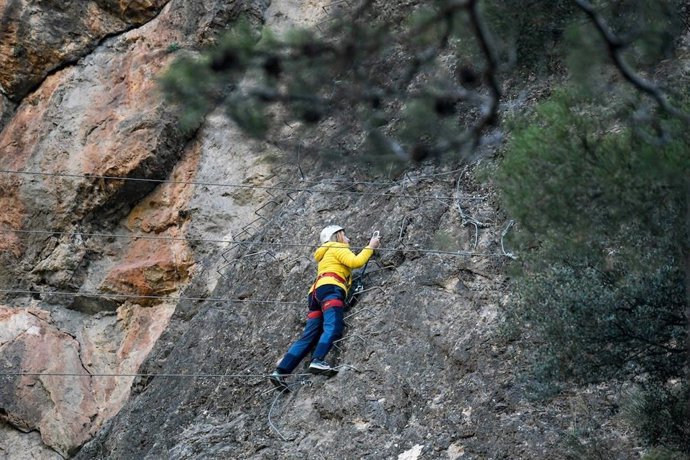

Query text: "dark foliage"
[496, 88, 689, 453]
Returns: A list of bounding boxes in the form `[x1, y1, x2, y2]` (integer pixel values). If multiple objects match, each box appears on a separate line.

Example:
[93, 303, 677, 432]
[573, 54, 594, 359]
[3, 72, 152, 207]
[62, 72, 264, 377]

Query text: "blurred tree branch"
[575, 0, 690, 123]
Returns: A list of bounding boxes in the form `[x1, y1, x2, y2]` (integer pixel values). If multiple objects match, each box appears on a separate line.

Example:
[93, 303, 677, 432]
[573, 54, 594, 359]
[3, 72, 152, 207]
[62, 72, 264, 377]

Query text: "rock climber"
[269, 225, 380, 390]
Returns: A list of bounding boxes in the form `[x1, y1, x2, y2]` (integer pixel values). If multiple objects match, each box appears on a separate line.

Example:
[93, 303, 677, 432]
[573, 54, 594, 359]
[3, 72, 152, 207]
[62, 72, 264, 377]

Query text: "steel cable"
[0, 229, 509, 257]
[0, 169, 457, 201]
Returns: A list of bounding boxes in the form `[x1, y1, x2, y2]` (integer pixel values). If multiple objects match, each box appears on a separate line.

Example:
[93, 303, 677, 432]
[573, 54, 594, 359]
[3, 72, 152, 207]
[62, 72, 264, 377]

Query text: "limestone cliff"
[0, 0, 271, 456]
[0, 1, 639, 459]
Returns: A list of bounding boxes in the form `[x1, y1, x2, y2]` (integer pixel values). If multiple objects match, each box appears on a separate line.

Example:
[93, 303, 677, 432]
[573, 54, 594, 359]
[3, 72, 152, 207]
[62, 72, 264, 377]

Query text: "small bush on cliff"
[495, 87, 689, 453]
[483, 0, 578, 71]
[485, 0, 686, 73]
[623, 383, 690, 453]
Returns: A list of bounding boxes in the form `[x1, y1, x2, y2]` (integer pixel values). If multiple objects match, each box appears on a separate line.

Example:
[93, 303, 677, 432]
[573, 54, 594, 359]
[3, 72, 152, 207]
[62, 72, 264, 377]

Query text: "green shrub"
[624, 383, 690, 454]
[484, 0, 685, 73]
[495, 86, 689, 452]
[642, 447, 689, 460]
[483, 0, 577, 71]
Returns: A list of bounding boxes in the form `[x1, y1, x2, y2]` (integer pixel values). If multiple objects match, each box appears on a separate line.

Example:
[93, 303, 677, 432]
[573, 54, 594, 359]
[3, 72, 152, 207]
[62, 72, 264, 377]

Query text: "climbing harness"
[312, 271, 348, 288]
[322, 298, 345, 310]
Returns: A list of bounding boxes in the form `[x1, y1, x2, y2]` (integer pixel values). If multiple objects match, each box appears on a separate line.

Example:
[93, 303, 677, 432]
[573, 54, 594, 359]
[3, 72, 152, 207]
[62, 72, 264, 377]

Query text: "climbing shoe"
[308, 359, 337, 376]
[269, 370, 290, 392]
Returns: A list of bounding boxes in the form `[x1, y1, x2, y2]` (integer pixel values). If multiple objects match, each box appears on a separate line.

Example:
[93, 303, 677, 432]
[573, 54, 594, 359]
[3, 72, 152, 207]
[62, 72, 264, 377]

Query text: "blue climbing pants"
[276, 285, 345, 373]
[312, 306, 344, 360]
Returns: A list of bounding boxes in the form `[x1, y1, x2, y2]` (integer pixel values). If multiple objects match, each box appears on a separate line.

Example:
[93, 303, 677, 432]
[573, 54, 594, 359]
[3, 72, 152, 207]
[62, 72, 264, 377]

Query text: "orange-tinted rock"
[126, 141, 201, 233]
[0, 0, 167, 102]
[0, 301, 176, 456]
[0, 75, 64, 258]
[0, 17, 185, 261]
[0, 176, 24, 257]
[79, 301, 176, 421]
[0, 306, 98, 456]
[100, 142, 200, 301]
[101, 237, 193, 300]
[0, 0, 271, 455]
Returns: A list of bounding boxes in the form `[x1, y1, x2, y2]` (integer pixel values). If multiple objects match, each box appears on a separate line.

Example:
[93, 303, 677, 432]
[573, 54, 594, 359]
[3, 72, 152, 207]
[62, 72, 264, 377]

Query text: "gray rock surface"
[0, 92, 15, 133]
[76, 165, 636, 459]
[0, 425, 62, 460]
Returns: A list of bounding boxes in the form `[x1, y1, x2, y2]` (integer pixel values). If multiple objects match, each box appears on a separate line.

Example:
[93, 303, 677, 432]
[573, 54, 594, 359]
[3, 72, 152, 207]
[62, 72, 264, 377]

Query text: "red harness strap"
[307, 310, 323, 319]
[314, 272, 347, 284]
[310, 272, 348, 300]
[306, 299, 344, 318]
[322, 299, 345, 311]
[309, 273, 347, 314]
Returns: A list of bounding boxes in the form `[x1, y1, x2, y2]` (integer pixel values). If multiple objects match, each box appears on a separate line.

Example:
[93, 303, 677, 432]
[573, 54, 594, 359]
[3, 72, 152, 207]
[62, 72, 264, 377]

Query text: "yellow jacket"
[309, 242, 374, 294]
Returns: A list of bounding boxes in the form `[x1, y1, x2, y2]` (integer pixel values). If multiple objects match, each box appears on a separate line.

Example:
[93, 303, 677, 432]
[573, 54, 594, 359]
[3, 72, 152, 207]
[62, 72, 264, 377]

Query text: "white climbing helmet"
[319, 225, 344, 244]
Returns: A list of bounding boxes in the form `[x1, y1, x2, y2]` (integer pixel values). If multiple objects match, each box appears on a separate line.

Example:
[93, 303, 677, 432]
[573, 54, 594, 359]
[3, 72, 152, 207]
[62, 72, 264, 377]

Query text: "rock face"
[99, 143, 199, 301]
[0, 92, 14, 132]
[0, 0, 267, 286]
[0, 0, 271, 456]
[74, 167, 519, 459]
[0, 0, 641, 459]
[74, 165, 637, 460]
[1, 306, 101, 455]
[0, 0, 168, 103]
[0, 425, 62, 460]
[0, 302, 178, 457]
